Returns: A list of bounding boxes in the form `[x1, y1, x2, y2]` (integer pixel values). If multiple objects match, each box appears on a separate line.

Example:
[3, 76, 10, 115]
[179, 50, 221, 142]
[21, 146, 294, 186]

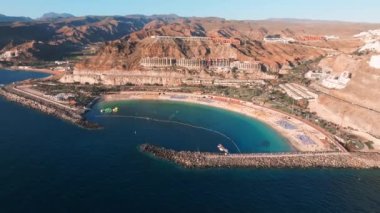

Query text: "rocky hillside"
[310, 53, 380, 137]
[0, 15, 154, 61]
[38, 12, 75, 21]
[1, 15, 380, 66]
[78, 18, 380, 71]
[0, 14, 32, 23]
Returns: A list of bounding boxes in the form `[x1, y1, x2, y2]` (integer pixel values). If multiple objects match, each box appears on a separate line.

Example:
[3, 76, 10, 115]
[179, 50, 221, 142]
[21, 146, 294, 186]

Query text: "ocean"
[0, 69, 379, 213]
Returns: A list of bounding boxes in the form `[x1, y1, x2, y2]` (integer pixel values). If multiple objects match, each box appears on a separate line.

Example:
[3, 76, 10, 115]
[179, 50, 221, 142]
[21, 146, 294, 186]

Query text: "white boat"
[217, 144, 229, 154]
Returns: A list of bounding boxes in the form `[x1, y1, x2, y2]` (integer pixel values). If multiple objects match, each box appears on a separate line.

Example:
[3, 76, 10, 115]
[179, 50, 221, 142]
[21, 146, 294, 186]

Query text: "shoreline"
[0, 85, 100, 130]
[0, 85, 346, 152]
[140, 144, 380, 169]
[102, 91, 346, 153]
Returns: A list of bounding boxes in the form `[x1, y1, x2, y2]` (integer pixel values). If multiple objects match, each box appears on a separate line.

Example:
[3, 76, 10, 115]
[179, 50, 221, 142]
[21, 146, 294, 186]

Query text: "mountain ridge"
[0, 14, 32, 22]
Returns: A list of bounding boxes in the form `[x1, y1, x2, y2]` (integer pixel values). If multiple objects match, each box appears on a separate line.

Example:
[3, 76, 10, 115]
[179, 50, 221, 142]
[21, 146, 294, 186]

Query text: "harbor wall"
[140, 144, 380, 169]
[0, 86, 100, 129]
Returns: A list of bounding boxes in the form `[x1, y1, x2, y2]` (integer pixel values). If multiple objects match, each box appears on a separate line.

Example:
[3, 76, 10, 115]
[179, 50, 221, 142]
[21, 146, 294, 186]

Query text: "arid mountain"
[78, 18, 380, 71]
[0, 15, 154, 60]
[0, 14, 32, 23]
[1, 15, 380, 65]
[38, 12, 75, 21]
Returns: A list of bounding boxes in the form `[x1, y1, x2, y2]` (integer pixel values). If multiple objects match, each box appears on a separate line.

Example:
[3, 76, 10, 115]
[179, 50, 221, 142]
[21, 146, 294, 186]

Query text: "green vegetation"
[365, 141, 375, 150]
[32, 62, 366, 151]
[35, 82, 123, 106]
[346, 140, 365, 151]
[279, 56, 323, 86]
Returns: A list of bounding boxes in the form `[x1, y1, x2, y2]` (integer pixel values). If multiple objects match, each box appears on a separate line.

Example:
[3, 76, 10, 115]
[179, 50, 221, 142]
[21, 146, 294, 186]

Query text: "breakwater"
[140, 144, 380, 169]
[0, 86, 100, 129]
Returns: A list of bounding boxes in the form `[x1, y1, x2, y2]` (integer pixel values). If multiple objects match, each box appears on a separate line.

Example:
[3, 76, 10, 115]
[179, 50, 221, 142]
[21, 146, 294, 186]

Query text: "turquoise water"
[91, 100, 293, 153]
[1, 69, 380, 213]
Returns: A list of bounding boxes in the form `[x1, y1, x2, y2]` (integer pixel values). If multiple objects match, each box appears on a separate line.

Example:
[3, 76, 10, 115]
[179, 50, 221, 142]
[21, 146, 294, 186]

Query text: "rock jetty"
[140, 144, 380, 169]
[0, 86, 100, 129]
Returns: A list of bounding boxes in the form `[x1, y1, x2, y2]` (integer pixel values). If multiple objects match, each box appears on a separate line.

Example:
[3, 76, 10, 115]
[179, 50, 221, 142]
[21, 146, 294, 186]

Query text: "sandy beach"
[103, 91, 346, 153]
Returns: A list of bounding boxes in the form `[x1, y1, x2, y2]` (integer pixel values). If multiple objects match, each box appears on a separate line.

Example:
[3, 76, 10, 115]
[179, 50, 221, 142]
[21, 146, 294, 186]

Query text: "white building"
[140, 57, 176, 68]
[55, 61, 69, 65]
[359, 41, 380, 53]
[208, 59, 231, 71]
[150, 36, 210, 42]
[263, 35, 294, 44]
[369, 55, 380, 69]
[230, 61, 261, 71]
[354, 29, 380, 42]
[305, 70, 331, 80]
[354, 29, 380, 53]
[321, 71, 352, 89]
[323, 35, 340, 40]
[177, 58, 206, 69]
[54, 93, 75, 101]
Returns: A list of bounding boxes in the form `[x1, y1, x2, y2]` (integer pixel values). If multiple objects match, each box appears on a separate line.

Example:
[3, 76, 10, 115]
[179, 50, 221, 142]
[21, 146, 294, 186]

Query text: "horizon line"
[1, 12, 380, 24]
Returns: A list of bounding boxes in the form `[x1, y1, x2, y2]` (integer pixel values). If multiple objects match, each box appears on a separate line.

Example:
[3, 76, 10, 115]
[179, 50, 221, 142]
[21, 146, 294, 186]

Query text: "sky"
[1, 0, 380, 23]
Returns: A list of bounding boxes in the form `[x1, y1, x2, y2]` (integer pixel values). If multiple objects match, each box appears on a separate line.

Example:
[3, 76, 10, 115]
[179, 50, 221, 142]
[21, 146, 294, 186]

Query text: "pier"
[0, 85, 100, 129]
[140, 144, 380, 169]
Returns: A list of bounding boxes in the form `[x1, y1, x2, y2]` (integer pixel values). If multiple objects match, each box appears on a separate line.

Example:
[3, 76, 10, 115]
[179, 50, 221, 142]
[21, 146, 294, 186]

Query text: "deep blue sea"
[0, 69, 380, 213]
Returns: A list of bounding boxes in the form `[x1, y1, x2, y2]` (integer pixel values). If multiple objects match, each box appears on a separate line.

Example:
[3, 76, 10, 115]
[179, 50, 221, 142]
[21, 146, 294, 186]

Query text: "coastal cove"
[101, 92, 345, 153]
[88, 99, 293, 153]
[1, 70, 380, 212]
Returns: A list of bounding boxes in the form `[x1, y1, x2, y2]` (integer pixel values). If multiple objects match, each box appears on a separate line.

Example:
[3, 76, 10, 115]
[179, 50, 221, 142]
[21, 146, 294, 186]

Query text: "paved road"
[208, 152, 350, 159]
[11, 86, 78, 111]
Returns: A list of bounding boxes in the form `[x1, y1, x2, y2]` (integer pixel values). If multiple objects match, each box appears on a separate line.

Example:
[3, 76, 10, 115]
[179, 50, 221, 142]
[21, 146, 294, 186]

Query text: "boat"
[217, 144, 229, 155]
[100, 107, 118, 114]
[100, 108, 111, 113]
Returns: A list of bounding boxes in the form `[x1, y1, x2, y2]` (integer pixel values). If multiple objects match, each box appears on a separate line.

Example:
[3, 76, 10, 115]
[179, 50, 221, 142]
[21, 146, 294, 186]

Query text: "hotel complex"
[140, 57, 262, 72]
